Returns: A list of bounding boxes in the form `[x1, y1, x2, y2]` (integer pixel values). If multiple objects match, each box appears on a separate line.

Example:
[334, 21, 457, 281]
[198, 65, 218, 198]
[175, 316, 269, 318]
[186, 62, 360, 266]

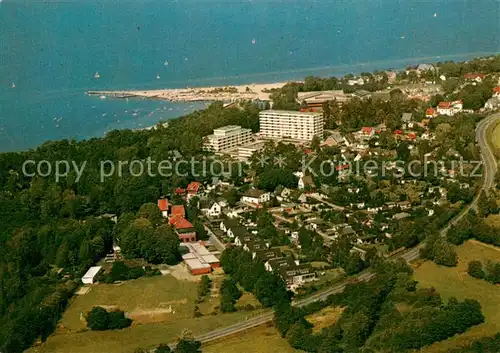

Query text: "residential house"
[464, 73, 485, 83]
[220, 218, 240, 236]
[234, 230, 255, 246]
[201, 200, 222, 217]
[243, 240, 268, 254]
[298, 175, 315, 190]
[265, 257, 296, 272]
[322, 131, 344, 147]
[485, 97, 500, 110]
[401, 113, 413, 128]
[157, 199, 169, 218]
[493, 87, 500, 98]
[437, 100, 463, 116]
[393, 212, 410, 220]
[253, 248, 282, 262]
[425, 107, 437, 118]
[186, 181, 202, 200]
[397, 201, 412, 210]
[360, 127, 375, 137]
[241, 188, 271, 205]
[279, 264, 316, 290]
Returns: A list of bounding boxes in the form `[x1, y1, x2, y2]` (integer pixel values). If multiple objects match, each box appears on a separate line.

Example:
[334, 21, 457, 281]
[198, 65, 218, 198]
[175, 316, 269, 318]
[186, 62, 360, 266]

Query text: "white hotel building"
[202, 125, 253, 152]
[259, 110, 323, 141]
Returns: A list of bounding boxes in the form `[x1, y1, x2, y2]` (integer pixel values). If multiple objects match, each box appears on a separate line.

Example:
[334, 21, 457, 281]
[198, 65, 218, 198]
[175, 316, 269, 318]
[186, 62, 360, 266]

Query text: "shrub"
[86, 306, 132, 331]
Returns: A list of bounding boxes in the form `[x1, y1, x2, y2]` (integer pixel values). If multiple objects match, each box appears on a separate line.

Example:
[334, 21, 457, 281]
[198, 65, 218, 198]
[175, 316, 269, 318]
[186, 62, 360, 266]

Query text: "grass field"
[60, 275, 198, 331]
[489, 119, 500, 152]
[414, 240, 500, 353]
[204, 324, 301, 353]
[29, 274, 266, 353]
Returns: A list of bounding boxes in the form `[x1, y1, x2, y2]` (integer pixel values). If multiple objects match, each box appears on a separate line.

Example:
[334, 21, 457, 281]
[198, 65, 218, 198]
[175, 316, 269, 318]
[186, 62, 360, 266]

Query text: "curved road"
[188, 113, 500, 346]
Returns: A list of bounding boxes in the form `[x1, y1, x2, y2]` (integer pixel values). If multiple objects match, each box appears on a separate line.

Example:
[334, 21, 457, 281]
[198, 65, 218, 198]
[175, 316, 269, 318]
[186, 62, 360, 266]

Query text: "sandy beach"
[88, 82, 294, 102]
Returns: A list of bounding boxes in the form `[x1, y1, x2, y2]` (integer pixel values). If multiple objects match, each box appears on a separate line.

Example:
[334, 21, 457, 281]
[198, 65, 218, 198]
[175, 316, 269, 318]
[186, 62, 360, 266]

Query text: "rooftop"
[259, 109, 323, 117]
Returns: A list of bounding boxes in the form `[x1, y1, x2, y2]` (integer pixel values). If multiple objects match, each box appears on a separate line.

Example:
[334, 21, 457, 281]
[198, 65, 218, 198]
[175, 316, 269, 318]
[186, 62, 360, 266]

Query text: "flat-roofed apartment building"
[259, 110, 323, 141]
[203, 125, 252, 152]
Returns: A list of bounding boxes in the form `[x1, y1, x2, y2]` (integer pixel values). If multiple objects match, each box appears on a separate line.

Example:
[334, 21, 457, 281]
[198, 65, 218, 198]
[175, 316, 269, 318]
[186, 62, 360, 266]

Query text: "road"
[186, 113, 500, 346]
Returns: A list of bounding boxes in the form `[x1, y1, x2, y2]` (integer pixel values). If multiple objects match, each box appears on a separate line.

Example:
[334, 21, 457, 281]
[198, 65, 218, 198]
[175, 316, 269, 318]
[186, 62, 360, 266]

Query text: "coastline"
[87, 82, 292, 103]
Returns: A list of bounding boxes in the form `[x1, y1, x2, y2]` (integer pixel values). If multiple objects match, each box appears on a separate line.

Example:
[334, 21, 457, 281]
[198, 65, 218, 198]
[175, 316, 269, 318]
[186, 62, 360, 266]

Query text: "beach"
[88, 82, 292, 102]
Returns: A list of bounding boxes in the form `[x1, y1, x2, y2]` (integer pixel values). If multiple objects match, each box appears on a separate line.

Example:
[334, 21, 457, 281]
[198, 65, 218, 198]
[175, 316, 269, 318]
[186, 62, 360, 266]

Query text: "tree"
[176, 330, 201, 353]
[254, 272, 290, 307]
[107, 310, 132, 330]
[274, 302, 300, 337]
[138, 203, 163, 224]
[86, 307, 109, 331]
[311, 135, 321, 152]
[285, 318, 313, 350]
[467, 260, 485, 279]
[344, 252, 366, 275]
[220, 278, 242, 313]
[155, 344, 172, 353]
[477, 190, 489, 218]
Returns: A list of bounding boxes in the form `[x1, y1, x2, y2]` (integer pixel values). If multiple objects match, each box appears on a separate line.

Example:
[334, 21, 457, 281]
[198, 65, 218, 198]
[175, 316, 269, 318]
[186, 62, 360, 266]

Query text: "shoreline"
[87, 82, 293, 103]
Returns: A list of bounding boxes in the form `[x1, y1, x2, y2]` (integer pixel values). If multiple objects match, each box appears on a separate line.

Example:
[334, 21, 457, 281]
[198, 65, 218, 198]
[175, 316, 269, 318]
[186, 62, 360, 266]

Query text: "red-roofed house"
[407, 132, 417, 140]
[157, 199, 169, 218]
[393, 130, 403, 135]
[426, 107, 436, 118]
[361, 127, 374, 136]
[175, 187, 186, 196]
[171, 217, 196, 242]
[186, 182, 202, 200]
[494, 87, 500, 97]
[170, 205, 186, 220]
[464, 73, 485, 82]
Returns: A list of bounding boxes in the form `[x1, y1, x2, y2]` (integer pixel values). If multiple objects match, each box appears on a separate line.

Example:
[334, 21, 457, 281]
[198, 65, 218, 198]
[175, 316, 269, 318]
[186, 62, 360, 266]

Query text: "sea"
[0, 0, 499, 152]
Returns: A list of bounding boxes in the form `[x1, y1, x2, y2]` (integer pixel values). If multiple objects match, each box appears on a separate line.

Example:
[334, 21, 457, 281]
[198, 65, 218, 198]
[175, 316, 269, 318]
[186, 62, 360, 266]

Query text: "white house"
[82, 266, 102, 285]
[241, 188, 271, 205]
[437, 100, 463, 116]
[203, 201, 222, 217]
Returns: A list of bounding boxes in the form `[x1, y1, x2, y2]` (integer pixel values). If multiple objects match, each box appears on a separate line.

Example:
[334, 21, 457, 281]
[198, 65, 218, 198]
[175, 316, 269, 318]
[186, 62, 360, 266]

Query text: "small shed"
[82, 266, 102, 285]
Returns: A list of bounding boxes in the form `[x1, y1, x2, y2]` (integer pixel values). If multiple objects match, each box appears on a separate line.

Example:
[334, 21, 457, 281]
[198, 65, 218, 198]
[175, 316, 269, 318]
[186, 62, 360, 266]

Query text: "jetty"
[86, 82, 291, 103]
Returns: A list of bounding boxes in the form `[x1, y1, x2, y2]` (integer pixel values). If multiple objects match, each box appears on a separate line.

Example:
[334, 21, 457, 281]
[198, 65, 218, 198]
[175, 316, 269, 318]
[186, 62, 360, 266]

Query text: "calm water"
[0, 0, 498, 152]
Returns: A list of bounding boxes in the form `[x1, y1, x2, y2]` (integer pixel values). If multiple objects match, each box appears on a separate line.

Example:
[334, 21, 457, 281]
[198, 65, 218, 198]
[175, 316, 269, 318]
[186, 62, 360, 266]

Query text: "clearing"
[414, 240, 500, 353]
[306, 306, 345, 333]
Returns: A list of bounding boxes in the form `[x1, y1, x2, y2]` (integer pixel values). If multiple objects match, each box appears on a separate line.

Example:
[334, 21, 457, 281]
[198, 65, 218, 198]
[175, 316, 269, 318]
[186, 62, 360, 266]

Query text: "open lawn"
[29, 312, 263, 353]
[489, 119, 500, 152]
[204, 324, 301, 353]
[59, 275, 198, 331]
[29, 274, 266, 353]
[414, 240, 500, 353]
[306, 306, 344, 333]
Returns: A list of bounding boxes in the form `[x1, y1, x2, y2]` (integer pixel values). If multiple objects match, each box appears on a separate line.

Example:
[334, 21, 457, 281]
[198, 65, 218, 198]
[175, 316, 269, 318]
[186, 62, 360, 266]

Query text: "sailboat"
[11, 83, 15, 88]
[164, 60, 169, 66]
[94, 71, 100, 79]
[433, 13, 438, 17]
[156, 74, 160, 80]
[251, 38, 256, 44]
